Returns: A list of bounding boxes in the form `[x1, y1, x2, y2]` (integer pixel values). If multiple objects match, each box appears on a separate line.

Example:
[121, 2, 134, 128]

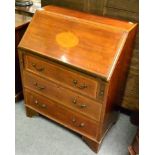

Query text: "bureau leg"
[26, 107, 38, 117]
[82, 136, 101, 153]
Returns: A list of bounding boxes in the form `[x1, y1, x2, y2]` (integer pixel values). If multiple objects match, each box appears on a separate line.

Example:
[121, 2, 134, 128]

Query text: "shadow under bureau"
[18, 5, 137, 153]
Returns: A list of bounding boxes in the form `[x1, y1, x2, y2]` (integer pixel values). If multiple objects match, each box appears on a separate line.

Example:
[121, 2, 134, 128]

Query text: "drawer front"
[23, 71, 102, 121]
[25, 90, 98, 139]
[24, 55, 99, 99]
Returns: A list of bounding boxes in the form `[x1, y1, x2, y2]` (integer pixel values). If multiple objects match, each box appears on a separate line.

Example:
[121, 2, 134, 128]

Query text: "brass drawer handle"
[35, 100, 39, 105]
[33, 82, 45, 90]
[78, 84, 87, 89]
[41, 104, 47, 108]
[72, 97, 77, 104]
[80, 104, 87, 109]
[72, 118, 76, 123]
[34, 100, 47, 108]
[72, 80, 88, 90]
[73, 79, 78, 85]
[72, 97, 87, 109]
[71, 118, 85, 128]
[79, 123, 85, 127]
[32, 63, 44, 72]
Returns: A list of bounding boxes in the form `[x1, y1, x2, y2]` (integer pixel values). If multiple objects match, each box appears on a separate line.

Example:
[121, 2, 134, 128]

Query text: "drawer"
[25, 90, 98, 139]
[24, 55, 99, 100]
[23, 71, 102, 121]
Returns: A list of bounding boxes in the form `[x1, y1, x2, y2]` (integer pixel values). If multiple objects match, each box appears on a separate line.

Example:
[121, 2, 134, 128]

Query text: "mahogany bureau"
[18, 5, 137, 153]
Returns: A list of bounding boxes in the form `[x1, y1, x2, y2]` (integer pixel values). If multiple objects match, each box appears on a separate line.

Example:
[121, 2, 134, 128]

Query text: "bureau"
[18, 5, 137, 153]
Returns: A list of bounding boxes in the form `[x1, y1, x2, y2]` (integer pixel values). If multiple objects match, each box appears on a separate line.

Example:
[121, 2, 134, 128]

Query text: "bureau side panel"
[18, 49, 30, 105]
[15, 24, 29, 101]
[97, 26, 138, 140]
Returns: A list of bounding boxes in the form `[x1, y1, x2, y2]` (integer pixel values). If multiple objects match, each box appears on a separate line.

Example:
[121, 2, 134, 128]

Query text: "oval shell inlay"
[56, 31, 79, 48]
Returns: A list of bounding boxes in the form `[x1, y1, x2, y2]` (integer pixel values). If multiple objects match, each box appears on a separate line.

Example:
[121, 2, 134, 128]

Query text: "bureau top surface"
[19, 5, 137, 80]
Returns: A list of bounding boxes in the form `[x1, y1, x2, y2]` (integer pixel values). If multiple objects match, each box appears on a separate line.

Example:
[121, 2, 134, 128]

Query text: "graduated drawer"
[25, 90, 98, 139]
[24, 55, 99, 100]
[23, 71, 102, 121]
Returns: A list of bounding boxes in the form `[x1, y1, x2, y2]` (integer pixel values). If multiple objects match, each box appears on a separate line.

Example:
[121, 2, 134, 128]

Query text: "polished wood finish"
[15, 13, 32, 102]
[18, 6, 137, 152]
[19, 6, 136, 80]
[23, 71, 102, 121]
[25, 90, 99, 139]
[24, 54, 99, 99]
[41, 0, 139, 112]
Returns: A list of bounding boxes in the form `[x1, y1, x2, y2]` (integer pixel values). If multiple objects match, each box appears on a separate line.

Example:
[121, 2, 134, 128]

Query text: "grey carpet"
[16, 100, 137, 155]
